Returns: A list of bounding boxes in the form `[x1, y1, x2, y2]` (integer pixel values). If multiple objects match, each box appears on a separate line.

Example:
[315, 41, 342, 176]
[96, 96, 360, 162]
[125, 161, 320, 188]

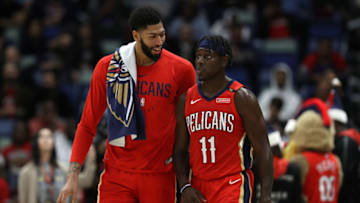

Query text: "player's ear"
[132, 30, 140, 41]
[221, 56, 229, 68]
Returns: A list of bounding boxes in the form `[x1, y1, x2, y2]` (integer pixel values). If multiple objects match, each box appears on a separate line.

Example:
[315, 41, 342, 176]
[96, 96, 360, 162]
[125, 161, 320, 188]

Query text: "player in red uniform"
[173, 35, 273, 203]
[57, 7, 196, 203]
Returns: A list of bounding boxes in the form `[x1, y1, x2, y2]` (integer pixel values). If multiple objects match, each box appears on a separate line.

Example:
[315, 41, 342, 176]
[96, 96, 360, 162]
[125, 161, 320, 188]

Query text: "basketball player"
[173, 35, 273, 203]
[57, 7, 196, 203]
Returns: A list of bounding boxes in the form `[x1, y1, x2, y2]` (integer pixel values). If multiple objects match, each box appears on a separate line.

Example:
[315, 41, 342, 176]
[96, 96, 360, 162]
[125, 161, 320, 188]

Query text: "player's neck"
[201, 75, 230, 97]
[135, 46, 155, 66]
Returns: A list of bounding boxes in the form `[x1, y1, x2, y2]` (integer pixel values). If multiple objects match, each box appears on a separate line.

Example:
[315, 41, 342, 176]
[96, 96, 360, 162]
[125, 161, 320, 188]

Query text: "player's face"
[195, 48, 224, 81]
[136, 23, 166, 62]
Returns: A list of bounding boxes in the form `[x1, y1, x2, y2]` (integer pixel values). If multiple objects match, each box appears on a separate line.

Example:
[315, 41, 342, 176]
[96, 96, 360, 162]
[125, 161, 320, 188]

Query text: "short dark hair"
[197, 35, 233, 67]
[128, 6, 163, 31]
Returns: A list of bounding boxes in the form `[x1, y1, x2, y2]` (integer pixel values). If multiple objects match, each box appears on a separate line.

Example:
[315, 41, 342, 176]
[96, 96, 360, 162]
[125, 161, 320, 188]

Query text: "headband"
[198, 38, 226, 56]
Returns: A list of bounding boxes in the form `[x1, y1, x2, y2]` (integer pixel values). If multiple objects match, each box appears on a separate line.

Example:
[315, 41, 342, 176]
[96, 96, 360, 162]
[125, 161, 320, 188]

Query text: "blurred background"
[0, 0, 359, 202]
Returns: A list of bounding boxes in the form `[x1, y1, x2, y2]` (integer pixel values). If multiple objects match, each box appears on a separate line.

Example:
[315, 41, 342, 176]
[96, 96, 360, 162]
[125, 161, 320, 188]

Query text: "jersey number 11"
[200, 136, 216, 163]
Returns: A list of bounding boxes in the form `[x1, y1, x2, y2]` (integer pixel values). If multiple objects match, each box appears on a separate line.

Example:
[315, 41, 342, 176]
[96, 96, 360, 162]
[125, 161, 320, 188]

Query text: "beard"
[140, 38, 161, 62]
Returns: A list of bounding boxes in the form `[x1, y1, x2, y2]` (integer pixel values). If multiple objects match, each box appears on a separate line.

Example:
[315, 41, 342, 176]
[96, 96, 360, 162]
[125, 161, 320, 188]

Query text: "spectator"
[18, 128, 96, 203]
[20, 18, 46, 56]
[329, 108, 360, 203]
[0, 62, 36, 119]
[259, 63, 301, 122]
[210, 7, 253, 43]
[35, 70, 73, 118]
[267, 97, 285, 136]
[211, 10, 257, 89]
[283, 70, 336, 159]
[303, 69, 342, 108]
[54, 118, 77, 168]
[168, 0, 210, 41]
[0, 0, 22, 31]
[3, 45, 21, 65]
[59, 67, 90, 119]
[1, 120, 31, 200]
[48, 30, 77, 70]
[2, 9, 27, 45]
[257, 0, 292, 39]
[301, 39, 347, 84]
[166, 22, 197, 62]
[28, 100, 66, 137]
[72, 22, 102, 67]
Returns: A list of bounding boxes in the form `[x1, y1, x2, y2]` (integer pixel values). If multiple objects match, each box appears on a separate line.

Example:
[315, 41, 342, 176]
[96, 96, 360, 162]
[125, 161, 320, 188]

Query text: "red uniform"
[70, 49, 196, 202]
[185, 81, 254, 203]
[302, 151, 341, 203]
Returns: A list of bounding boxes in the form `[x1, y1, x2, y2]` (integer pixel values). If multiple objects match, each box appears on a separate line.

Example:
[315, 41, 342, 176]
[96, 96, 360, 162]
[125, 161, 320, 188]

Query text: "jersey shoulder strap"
[229, 80, 244, 92]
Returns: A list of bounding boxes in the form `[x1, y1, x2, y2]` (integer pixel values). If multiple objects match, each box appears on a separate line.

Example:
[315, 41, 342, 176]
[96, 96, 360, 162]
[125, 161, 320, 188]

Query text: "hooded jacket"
[259, 63, 301, 121]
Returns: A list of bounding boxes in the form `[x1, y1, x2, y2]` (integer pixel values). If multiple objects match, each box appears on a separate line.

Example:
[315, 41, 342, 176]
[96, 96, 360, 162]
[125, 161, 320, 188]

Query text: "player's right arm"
[57, 55, 109, 203]
[173, 93, 206, 203]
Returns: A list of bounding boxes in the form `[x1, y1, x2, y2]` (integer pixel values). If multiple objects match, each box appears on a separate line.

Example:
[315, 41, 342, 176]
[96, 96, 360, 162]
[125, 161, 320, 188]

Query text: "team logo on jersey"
[190, 98, 201, 104]
[229, 178, 241, 185]
[216, 98, 230, 103]
[106, 51, 135, 127]
[140, 97, 145, 107]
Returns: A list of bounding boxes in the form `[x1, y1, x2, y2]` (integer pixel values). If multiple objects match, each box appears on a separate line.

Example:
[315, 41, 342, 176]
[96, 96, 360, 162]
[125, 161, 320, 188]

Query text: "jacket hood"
[270, 62, 294, 90]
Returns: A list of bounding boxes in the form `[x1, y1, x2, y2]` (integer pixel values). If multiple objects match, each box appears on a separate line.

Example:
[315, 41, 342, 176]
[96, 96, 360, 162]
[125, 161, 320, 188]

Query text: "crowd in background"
[0, 0, 359, 202]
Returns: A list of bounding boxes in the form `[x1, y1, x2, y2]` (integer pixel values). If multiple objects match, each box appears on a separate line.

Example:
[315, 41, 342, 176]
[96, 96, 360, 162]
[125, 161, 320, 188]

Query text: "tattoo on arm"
[69, 162, 81, 174]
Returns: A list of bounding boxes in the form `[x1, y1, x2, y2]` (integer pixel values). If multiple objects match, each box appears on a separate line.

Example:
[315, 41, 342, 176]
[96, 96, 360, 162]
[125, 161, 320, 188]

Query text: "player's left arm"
[235, 88, 273, 203]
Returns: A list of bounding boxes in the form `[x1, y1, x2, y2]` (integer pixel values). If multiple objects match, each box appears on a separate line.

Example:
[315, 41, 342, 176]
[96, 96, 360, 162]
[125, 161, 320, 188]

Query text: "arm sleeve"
[175, 62, 196, 100]
[70, 56, 109, 164]
[18, 167, 28, 203]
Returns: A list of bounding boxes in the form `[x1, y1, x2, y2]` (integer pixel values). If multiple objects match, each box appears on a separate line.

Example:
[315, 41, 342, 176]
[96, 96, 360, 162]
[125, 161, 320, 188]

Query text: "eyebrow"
[145, 30, 165, 35]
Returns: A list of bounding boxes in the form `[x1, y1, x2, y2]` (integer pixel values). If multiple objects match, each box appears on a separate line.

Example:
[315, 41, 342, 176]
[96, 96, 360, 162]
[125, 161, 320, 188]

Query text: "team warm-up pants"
[191, 169, 254, 203]
[97, 163, 176, 203]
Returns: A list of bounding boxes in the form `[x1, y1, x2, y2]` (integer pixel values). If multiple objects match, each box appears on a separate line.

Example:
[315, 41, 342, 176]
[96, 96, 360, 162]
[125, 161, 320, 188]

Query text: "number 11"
[199, 136, 216, 163]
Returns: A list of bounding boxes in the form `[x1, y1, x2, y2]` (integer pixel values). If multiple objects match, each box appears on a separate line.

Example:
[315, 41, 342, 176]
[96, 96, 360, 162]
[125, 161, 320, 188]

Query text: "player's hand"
[181, 187, 207, 203]
[57, 172, 79, 203]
